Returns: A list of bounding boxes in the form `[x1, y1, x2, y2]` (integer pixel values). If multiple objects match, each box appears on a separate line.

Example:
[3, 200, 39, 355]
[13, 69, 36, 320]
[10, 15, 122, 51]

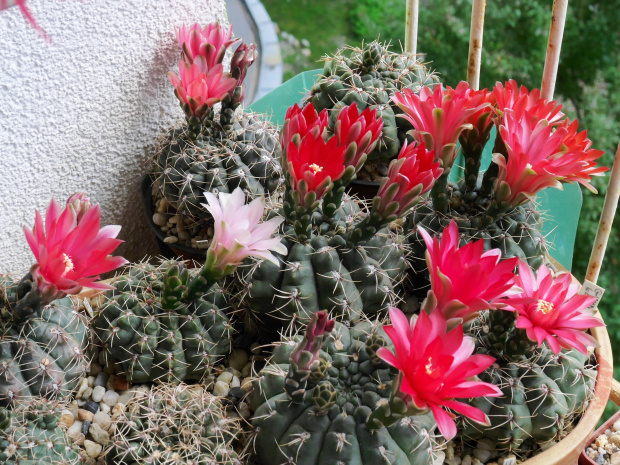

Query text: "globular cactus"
[0, 275, 90, 405]
[93, 260, 233, 384]
[307, 40, 438, 164]
[0, 398, 81, 464]
[152, 112, 283, 246]
[460, 310, 597, 452]
[108, 383, 242, 465]
[250, 317, 437, 465]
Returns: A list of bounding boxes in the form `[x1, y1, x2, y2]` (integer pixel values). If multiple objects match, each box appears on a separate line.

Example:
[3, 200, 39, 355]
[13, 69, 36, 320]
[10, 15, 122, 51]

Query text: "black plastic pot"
[141, 175, 207, 262]
[347, 179, 380, 200]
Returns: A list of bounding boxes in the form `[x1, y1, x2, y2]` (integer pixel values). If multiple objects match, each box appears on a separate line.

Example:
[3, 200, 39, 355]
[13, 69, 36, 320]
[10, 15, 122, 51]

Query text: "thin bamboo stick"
[586, 140, 620, 285]
[405, 0, 419, 55]
[541, 0, 569, 101]
[467, 0, 486, 90]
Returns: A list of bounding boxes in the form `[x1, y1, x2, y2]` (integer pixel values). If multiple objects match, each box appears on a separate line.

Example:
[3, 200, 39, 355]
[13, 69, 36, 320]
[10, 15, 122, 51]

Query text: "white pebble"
[473, 448, 492, 464]
[84, 439, 103, 458]
[152, 213, 166, 226]
[214, 381, 230, 397]
[93, 411, 112, 431]
[228, 349, 249, 371]
[117, 390, 135, 405]
[231, 376, 240, 388]
[102, 390, 119, 407]
[92, 386, 106, 403]
[434, 450, 446, 465]
[217, 372, 233, 384]
[87, 376, 95, 388]
[100, 403, 111, 414]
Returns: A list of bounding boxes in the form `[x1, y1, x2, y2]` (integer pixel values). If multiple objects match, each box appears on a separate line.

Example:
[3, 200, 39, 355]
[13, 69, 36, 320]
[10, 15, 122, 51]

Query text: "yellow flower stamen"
[425, 357, 434, 375]
[536, 299, 554, 315]
[62, 253, 74, 276]
[309, 163, 323, 174]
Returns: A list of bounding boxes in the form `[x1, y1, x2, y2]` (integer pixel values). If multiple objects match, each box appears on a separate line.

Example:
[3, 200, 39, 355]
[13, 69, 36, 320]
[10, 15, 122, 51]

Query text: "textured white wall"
[0, 0, 228, 273]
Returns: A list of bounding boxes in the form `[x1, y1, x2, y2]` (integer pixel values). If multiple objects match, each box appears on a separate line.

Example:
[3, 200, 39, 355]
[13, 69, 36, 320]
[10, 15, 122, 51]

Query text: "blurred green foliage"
[264, 0, 620, 419]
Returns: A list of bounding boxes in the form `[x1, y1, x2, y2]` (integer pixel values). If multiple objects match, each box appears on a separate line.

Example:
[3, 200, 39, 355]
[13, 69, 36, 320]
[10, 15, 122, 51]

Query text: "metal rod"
[467, 0, 486, 90]
[405, 0, 419, 55]
[541, 0, 569, 100]
[586, 140, 620, 285]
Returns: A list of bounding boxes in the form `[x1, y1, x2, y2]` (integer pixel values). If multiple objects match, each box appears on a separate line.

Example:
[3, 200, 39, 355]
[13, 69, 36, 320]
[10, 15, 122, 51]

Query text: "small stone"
[207, 227, 214, 237]
[67, 420, 84, 443]
[228, 387, 245, 402]
[446, 443, 455, 460]
[94, 372, 108, 387]
[81, 387, 93, 400]
[89, 363, 102, 375]
[59, 410, 75, 429]
[214, 381, 230, 397]
[434, 450, 446, 465]
[610, 452, 620, 465]
[588, 448, 598, 459]
[169, 215, 181, 224]
[225, 367, 242, 378]
[106, 374, 116, 391]
[93, 411, 112, 431]
[100, 403, 110, 414]
[445, 458, 461, 465]
[69, 402, 79, 418]
[241, 362, 252, 378]
[476, 439, 494, 451]
[77, 399, 86, 407]
[595, 434, 609, 448]
[117, 390, 135, 405]
[87, 376, 95, 388]
[178, 230, 190, 241]
[614, 420, 620, 432]
[111, 403, 126, 419]
[241, 378, 253, 392]
[92, 386, 106, 403]
[84, 440, 103, 458]
[498, 456, 516, 465]
[610, 434, 620, 448]
[102, 390, 119, 407]
[164, 236, 178, 244]
[461, 456, 472, 465]
[78, 409, 94, 422]
[238, 401, 251, 420]
[473, 448, 492, 463]
[114, 375, 130, 391]
[228, 349, 249, 371]
[76, 378, 89, 399]
[217, 372, 233, 384]
[595, 451, 606, 465]
[89, 423, 110, 446]
[84, 401, 100, 414]
[231, 376, 240, 388]
[153, 213, 166, 226]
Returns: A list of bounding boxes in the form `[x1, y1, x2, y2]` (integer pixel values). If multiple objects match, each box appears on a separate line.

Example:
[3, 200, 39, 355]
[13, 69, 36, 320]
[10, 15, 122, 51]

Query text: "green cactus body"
[93, 261, 233, 384]
[108, 383, 241, 465]
[153, 111, 282, 230]
[242, 230, 406, 327]
[0, 399, 81, 464]
[250, 321, 436, 465]
[308, 41, 438, 164]
[0, 277, 89, 405]
[461, 311, 596, 452]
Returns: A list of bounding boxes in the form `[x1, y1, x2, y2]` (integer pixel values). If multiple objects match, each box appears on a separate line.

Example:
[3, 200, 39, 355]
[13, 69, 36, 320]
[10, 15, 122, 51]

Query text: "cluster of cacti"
[0, 398, 81, 464]
[93, 260, 234, 384]
[150, 22, 282, 248]
[307, 40, 438, 164]
[250, 314, 437, 465]
[108, 383, 242, 465]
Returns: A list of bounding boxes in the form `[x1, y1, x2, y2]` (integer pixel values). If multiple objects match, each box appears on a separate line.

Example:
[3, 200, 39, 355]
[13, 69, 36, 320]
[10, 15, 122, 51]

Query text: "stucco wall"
[0, 0, 228, 273]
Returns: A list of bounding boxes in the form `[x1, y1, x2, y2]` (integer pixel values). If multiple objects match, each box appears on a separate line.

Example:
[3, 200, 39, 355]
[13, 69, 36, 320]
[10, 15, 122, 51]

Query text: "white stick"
[541, 0, 569, 101]
[467, 0, 486, 90]
[586, 140, 620, 285]
[405, 0, 419, 55]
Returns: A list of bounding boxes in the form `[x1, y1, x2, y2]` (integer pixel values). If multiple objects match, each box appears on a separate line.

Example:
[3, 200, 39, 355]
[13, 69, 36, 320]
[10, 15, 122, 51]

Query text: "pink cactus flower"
[494, 109, 608, 206]
[176, 22, 240, 67]
[290, 311, 335, 367]
[378, 307, 502, 440]
[24, 196, 128, 296]
[492, 80, 565, 125]
[503, 262, 604, 354]
[334, 103, 383, 171]
[280, 103, 329, 155]
[392, 81, 490, 168]
[419, 220, 520, 323]
[1, 0, 50, 42]
[202, 187, 287, 273]
[168, 58, 237, 119]
[375, 141, 442, 218]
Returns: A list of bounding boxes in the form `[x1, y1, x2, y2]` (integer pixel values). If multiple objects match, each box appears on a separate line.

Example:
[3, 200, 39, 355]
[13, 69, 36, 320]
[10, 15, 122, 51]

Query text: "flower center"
[62, 253, 74, 276]
[309, 163, 323, 174]
[425, 357, 435, 376]
[536, 299, 554, 315]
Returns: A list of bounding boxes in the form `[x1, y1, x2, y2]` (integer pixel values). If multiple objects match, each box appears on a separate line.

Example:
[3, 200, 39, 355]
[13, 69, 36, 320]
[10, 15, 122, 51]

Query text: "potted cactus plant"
[146, 22, 283, 260]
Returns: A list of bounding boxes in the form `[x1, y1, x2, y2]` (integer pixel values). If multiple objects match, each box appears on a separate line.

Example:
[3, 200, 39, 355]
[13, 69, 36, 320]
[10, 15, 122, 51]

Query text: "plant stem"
[430, 171, 450, 214]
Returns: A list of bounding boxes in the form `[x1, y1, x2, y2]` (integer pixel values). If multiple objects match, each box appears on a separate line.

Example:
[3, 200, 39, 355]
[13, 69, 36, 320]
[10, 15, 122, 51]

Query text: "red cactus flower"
[176, 22, 240, 67]
[503, 262, 604, 354]
[494, 109, 608, 206]
[375, 141, 442, 218]
[379, 307, 502, 440]
[24, 196, 128, 297]
[280, 103, 329, 155]
[1, 0, 50, 42]
[334, 103, 383, 171]
[492, 80, 565, 125]
[286, 134, 346, 206]
[168, 58, 237, 119]
[419, 220, 519, 323]
[392, 82, 490, 168]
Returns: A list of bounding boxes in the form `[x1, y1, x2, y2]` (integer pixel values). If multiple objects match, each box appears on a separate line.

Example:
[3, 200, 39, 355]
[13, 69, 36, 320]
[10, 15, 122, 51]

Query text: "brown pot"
[579, 408, 620, 464]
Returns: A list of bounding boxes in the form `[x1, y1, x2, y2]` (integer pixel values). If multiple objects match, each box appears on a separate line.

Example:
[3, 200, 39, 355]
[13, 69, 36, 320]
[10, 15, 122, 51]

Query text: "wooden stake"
[541, 0, 569, 101]
[467, 0, 486, 90]
[586, 140, 620, 285]
[405, 0, 419, 55]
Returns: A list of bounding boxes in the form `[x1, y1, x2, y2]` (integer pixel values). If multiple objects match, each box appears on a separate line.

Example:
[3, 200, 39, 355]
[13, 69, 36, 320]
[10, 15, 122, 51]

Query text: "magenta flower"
[392, 81, 490, 167]
[290, 311, 335, 367]
[24, 196, 128, 297]
[176, 22, 240, 67]
[334, 103, 383, 171]
[375, 141, 442, 218]
[168, 58, 237, 119]
[492, 80, 565, 125]
[419, 221, 519, 323]
[503, 262, 604, 354]
[378, 307, 502, 440]
[202, 187, 286, 273]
